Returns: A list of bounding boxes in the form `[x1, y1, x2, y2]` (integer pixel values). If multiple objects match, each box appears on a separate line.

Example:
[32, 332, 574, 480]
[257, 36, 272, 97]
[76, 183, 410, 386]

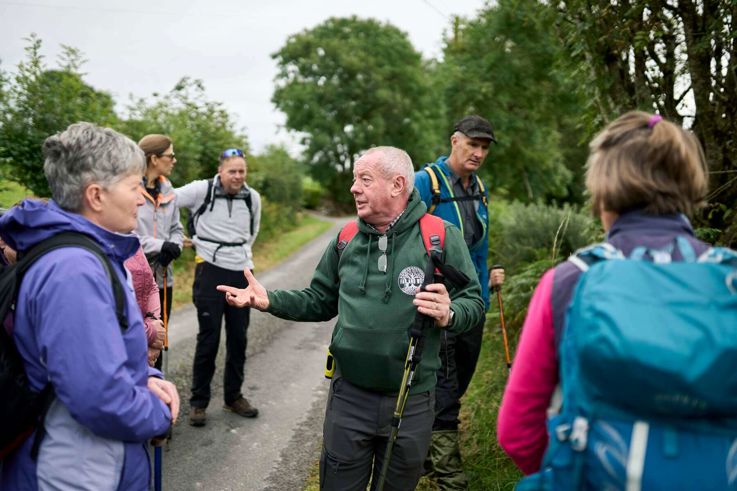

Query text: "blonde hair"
[585, 111, 707, 217]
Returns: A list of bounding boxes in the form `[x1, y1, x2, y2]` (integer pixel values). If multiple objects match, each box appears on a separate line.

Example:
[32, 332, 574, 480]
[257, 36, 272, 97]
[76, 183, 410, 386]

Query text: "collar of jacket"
[139, 176, 175, 206]
[0, 198, 140, 263]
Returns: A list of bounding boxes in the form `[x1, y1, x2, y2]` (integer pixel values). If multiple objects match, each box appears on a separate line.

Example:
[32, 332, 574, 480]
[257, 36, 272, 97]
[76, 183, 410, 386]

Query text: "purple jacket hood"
[0, 199, 139, 262]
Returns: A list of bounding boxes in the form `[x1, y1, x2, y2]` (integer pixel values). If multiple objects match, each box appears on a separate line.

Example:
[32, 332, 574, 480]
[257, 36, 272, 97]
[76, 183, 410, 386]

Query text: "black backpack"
[186, 178, 253, 238]
[0, 232, 128, 460]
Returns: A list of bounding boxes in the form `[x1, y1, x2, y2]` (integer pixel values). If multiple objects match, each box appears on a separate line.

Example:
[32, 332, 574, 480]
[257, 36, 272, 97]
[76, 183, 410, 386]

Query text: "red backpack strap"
[418, 213, 445, 255]
[336, 220, 359, 255]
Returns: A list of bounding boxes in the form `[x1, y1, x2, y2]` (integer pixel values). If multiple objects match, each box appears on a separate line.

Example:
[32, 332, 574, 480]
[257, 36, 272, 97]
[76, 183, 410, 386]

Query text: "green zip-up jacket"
[267, 189, 484, 394]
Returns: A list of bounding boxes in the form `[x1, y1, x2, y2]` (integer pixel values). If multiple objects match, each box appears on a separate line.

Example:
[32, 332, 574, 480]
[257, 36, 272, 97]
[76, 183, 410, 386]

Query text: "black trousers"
[432, 316, 485, 431]
[189, 262, 250, 408]
[154, 286, 173, 371]
[320, 377, 434, 491]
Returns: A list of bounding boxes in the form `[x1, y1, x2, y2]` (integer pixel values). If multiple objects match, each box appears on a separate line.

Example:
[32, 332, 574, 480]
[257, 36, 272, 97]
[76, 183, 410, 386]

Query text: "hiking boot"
[223, 397, 259, 418]
[188, 407, 207, 427]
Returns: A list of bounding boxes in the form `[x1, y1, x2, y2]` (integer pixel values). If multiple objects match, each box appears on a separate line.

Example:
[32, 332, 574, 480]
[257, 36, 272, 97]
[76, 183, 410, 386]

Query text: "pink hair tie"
[648, 114, 663, 128]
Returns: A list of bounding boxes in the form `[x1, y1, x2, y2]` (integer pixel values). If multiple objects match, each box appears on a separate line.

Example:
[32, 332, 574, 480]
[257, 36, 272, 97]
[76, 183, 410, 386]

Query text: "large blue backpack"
[517, 237, 737, 491]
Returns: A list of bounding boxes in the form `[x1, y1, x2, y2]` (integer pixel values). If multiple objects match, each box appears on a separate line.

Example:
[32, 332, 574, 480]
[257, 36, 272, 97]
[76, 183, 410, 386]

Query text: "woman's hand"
[147, 377, 180, 424]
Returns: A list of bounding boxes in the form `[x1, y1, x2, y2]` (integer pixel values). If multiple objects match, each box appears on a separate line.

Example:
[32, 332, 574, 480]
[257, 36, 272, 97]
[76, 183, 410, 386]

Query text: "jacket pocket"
[330, 326, 410, 393]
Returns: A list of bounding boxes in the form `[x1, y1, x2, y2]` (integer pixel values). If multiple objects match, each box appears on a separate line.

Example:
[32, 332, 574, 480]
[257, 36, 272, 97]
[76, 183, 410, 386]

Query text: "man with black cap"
[415, 115, 505, 489]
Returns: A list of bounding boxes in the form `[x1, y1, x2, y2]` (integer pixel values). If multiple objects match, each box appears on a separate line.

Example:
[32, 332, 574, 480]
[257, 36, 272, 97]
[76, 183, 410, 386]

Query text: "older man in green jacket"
[217, 146, 484, 491]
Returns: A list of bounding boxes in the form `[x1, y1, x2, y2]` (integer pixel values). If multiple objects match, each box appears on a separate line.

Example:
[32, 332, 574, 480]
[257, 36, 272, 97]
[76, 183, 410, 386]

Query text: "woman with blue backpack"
[498, 111, 737, 490]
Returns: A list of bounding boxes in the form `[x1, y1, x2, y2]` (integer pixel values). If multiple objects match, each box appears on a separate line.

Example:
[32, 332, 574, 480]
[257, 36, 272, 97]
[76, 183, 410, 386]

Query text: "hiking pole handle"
[490, 264, 505, 293]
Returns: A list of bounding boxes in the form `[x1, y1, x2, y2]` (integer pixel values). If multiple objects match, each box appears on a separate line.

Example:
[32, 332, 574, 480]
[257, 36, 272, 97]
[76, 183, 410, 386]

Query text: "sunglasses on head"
[221, 148, 245, 159]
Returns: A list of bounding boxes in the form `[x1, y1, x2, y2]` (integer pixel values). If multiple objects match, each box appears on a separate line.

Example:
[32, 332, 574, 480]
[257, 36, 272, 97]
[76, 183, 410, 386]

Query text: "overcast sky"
[0, 0, 490, 154]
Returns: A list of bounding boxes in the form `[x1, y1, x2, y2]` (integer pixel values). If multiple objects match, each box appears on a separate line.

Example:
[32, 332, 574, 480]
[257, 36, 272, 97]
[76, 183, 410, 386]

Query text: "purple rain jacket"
[0, 199, 172, 491]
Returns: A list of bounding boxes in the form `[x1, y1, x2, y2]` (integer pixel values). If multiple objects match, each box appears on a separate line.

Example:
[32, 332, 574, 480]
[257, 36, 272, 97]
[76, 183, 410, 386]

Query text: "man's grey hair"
[43, 122, 146, 211]
[362, 146, 415, 195]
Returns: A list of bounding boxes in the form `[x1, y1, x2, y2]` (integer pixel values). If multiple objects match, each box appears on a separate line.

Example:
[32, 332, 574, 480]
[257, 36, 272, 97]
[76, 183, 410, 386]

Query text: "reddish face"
[218, 157, 247, 194]
[350, 152, 396, 227]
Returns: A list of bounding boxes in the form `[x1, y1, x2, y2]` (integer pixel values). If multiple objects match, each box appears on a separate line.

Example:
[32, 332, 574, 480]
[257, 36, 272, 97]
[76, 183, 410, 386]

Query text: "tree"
[248, 144, 303, 212]
[272, 16, 441, 204]
[120, 77, 248, 185]
[0, 34, 119, 196]
[439, 0, 587, 203]
[557, 1, 737, 244]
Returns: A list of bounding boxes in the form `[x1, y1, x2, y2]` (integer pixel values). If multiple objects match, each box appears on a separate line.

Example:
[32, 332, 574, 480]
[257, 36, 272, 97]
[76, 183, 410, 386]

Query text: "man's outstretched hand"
[216, 268, 270, 311]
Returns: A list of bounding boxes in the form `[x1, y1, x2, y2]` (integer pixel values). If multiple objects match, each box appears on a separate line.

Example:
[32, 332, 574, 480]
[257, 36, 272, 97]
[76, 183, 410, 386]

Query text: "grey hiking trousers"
[320, 377, 434, 491]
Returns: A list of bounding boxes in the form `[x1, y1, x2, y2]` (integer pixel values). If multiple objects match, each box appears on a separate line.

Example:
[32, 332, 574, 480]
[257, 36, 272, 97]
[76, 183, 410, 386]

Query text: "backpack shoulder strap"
[423, 165, 442, 214]
[336, 215, 446, 257]
[245, 190, 254, 235]
[13, 232, 128, 331]
[475, 175, 488, 207]
[418, 213, 445, 254]
[189, 179, 215, 236]
[204, 178, 216, 213]
[567, 242, 624, 272]
[336, 220, 359, 256]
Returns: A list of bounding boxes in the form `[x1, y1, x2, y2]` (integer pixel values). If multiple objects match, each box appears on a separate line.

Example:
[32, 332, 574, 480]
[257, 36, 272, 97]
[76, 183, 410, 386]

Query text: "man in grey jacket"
[175, 148, 262, 426]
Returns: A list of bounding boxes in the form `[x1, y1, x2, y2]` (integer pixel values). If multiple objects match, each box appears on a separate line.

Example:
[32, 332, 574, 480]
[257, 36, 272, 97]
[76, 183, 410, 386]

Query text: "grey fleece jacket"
[134, 176, 184, 288]
[175, 175, 261, 271]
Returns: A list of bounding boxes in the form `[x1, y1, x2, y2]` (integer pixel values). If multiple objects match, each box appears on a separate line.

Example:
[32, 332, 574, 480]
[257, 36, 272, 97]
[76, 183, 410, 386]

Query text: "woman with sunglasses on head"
[135, 134, 184, 362]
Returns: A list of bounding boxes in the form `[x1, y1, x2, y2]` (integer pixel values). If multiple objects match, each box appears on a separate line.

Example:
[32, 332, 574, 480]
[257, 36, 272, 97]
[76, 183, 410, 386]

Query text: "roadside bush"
[256, 199, 298, 244]
[490, 200, 600, 274]
[248, 144, 303, 213]
[301, 177, 325, 210]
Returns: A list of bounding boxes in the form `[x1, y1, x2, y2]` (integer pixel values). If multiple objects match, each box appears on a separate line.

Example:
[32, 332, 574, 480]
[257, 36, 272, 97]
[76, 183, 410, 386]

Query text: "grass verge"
[170, 212, 332, 310]
[456, 314, 522, 490]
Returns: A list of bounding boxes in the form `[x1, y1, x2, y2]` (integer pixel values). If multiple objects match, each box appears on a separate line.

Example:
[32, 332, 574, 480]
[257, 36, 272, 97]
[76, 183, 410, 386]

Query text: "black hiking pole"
[376, 243, 470, 491]
[490, 265, 511, 373]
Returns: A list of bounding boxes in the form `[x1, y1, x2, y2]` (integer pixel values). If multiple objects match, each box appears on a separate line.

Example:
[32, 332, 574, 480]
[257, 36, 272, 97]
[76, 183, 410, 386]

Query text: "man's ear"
[83, 183, 104, 213]
[392, 175, 407, 197]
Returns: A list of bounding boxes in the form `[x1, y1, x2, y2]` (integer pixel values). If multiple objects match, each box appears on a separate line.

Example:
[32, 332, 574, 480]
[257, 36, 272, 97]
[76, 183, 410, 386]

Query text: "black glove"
[158, 241, 181, 267]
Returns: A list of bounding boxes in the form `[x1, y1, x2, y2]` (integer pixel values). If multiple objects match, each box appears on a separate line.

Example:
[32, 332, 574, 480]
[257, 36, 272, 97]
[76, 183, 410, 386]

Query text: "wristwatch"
[447, 307, 455, 328]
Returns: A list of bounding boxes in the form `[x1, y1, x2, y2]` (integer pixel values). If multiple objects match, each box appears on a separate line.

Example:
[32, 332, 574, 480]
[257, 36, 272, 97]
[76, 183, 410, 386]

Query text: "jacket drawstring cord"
[382, 233, 395, 303]
[359, 234, 370, 294]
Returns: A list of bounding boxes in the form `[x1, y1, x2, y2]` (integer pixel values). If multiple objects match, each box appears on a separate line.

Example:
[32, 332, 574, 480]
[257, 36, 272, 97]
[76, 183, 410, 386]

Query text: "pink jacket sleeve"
[124, 248, 161, 345]
[497, 268, 559, 475]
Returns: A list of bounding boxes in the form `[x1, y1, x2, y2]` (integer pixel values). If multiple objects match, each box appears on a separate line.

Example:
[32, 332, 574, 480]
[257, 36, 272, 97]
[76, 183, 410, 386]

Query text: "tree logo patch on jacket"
[398, 266, 424, 295]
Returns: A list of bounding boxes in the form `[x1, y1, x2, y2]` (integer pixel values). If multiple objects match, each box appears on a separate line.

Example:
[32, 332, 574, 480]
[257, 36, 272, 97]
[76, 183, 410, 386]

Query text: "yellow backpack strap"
[476, 175, 488, 207]
[424, 165, 441, 214]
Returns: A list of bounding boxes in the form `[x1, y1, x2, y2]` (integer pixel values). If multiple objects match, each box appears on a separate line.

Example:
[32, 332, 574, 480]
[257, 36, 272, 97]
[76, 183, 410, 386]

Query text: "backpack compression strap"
[424, 165, 488, 214]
